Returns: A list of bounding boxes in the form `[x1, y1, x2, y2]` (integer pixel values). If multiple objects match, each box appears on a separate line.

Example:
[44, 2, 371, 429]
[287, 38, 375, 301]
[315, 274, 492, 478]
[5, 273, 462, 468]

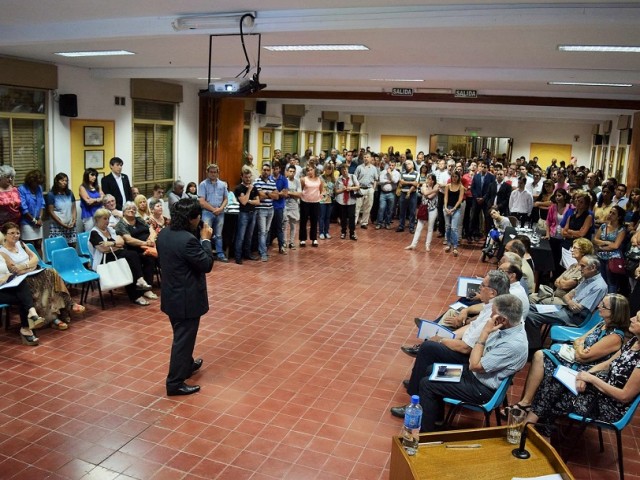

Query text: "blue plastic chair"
[76, 231, 92, 264]
[550, 311, 601, 344]
[567, 393, 640, 480]
[51, 247, 104, 309]
[25, 242, 52, 269]
[43, 237, 69, 264]
[443, 375, 513, 427]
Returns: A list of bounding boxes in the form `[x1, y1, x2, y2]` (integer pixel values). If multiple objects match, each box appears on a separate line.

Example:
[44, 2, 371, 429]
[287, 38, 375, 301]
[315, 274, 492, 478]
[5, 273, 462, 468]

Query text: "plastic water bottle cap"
[410, 395, 420, 404]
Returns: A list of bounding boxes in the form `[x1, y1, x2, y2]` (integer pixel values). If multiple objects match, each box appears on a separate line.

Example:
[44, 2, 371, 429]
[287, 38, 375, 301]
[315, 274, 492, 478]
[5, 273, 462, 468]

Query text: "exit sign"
[391, 88, 414, 96]
[455, 89, 478, 98]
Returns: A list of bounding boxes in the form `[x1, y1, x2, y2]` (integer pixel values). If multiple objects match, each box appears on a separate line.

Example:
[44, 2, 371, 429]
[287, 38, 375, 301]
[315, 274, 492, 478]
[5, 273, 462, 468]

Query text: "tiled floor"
[0, 224, 638, 479]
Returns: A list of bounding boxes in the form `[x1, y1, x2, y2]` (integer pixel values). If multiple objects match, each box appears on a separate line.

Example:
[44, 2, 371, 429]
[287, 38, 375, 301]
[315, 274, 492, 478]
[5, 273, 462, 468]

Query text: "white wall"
[52, 65, 200, 186]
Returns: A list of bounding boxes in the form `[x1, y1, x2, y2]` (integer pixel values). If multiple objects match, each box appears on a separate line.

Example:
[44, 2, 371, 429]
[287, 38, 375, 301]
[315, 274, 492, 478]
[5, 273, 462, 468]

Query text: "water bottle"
[401, 395, 422, 455]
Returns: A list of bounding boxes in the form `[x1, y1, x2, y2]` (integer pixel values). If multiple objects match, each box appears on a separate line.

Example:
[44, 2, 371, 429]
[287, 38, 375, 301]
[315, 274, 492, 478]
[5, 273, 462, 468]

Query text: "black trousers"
[299, 201, 319, 241]
[339, 203, 356, 235]
[407, 340, 470, 396]
[0, 282, 34, 328]
[437, 191, 446, 235]
[471, 199, 491, 237]
[166, 316, 200, 391]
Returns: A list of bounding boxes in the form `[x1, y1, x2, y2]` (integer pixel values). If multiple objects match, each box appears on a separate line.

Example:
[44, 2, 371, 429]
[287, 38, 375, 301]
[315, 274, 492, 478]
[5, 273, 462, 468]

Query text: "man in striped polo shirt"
[253, 163, 277, 262]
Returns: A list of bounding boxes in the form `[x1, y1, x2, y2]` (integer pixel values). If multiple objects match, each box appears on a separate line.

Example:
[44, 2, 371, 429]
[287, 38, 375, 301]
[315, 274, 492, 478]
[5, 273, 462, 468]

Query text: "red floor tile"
[1, 229, 639, 479]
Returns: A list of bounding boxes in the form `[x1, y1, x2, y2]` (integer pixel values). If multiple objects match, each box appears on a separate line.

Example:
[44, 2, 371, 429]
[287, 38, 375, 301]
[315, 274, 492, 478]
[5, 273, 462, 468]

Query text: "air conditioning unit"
[260, 115, 282, 128]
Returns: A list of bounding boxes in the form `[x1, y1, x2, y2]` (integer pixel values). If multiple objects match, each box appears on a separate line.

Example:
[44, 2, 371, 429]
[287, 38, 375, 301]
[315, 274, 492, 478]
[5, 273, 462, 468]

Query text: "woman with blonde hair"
[134, 194, 151, 222]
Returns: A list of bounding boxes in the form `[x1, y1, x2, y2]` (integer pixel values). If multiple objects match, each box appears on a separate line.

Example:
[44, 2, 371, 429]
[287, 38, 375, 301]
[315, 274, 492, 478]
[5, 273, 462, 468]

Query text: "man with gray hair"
[392, 270, 511, 418]
[418, 294, 528, 431]
[525, 254, 607, 350]
[168, 180, 188, 207]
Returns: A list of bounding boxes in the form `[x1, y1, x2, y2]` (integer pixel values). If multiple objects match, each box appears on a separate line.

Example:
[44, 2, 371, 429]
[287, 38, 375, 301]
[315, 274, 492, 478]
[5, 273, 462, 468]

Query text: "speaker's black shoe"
[402, 379, 410, 391]
[390, 405, 407, 418]
[167, 383, 200, 396]
[188, 358, 203, 378]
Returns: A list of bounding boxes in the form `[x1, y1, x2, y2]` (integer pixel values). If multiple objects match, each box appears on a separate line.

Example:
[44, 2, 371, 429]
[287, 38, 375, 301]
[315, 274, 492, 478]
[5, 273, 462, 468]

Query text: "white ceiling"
[2, 1, 640, 121]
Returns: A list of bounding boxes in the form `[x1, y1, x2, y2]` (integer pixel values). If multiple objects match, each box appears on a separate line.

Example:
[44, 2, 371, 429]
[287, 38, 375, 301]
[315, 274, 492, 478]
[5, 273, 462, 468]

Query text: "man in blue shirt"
[198, 164, 228, 262]
[268, 160, 289, 255]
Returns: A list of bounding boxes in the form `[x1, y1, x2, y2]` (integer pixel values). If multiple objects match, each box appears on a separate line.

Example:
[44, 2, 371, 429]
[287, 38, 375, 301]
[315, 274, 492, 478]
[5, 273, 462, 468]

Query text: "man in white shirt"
[509, 177, 534, 227]
[354, 153, 379, 228]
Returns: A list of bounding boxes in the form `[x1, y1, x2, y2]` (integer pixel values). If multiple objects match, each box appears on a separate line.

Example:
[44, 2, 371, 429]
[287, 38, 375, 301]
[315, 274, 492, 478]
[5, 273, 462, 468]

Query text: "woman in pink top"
[299, 166, 323, 247]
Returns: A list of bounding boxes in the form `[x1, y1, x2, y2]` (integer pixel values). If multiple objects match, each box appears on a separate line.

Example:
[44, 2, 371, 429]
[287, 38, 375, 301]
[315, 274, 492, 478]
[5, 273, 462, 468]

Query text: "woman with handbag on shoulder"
[593, 205, 627, 293]
[405, 173, 438, 252]
[89, 208, 152, 306]
[509, 293, 628, 413]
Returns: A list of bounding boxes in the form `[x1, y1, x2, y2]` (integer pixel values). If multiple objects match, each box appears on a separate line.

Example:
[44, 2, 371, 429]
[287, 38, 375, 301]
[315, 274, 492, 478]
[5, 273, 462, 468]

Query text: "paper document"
[534, 304, 561, 313]
[553, 365, 579, 395]
[512, 474, 564, 480]
[449, 301, 467, 312]
[0, 269, 42, 290]
[456, 276, 483, 298]
[429, 363, 463, 382]
[417, 319, 456, 340]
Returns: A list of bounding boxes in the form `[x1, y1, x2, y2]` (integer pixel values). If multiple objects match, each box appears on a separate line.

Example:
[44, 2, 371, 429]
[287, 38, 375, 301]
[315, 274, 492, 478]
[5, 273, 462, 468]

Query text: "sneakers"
[375, 224, 382, 230]
[325, 233, 332, 239]
[340, 233, 346, 239]
[350, 234, 358, 241]
[300, 241, 306, 247]
[261, 255, 268, 262]
[405, 245, 416, 250]
[279, 246, 288, 255]
[453, 249, 459, 257]
[319, 234, 326, 240]
[312, 240, 319, 247]
[395, 227, 404, 232]
[385, 225, 391, 230]
[361, 224, 368, 229]
[289, 243, 296, 250]
[444, 245, 451, 253]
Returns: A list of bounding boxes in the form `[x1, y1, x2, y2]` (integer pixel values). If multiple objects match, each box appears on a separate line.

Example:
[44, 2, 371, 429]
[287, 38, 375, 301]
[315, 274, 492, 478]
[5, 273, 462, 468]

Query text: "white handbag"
[96, 248, 133, 291]
[557, 344, 576, 363]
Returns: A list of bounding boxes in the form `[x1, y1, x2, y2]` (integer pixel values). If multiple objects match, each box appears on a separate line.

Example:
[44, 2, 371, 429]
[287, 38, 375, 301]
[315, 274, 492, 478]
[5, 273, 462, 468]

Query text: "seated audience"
[134, 194, 151, 222]
[0, 223, 85, 332]
[102, 194, 123, 227]
[148, 198, 170, 235]
[418, 294, 528, 432]
[525, 254, 607, 350]
[89, 209, 153, 306]
[504, 239, 534, 294]
[512, 293, 628, 412]
[168, 180, 188, 207]
[524, 308, 640, 435]
[115, 201, 158, 299]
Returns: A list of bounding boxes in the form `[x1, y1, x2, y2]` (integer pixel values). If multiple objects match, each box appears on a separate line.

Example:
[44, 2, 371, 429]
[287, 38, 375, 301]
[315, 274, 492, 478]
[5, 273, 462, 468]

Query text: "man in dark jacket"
[157, 199, 214, 396]
[101, 157, 132, 210]
[470, 162, 496, 240]
[494, 169, 512, 215]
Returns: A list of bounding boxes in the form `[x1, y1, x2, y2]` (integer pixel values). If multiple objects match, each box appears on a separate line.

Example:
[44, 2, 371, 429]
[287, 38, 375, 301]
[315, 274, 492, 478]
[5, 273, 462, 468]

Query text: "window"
[132, 101, 175, 197]
[0, 86, 47, 183]
[281, 115, 300, 155]
[320, 120, 335, 155]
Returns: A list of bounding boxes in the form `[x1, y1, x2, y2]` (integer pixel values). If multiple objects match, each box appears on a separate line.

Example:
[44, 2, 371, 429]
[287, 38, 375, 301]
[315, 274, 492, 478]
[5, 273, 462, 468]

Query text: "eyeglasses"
[479, 283, 495, 291]
[598, 301, 611, 310]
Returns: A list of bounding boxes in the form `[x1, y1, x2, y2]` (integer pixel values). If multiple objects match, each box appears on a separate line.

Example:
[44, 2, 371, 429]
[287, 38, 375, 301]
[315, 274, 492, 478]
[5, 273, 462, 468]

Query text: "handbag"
[608, 257, 625, 275]
[557, 344, 576, 363]
[349, 175, 363, 198]
[96, 248, 133, 291]
[416, 203, 428, 221]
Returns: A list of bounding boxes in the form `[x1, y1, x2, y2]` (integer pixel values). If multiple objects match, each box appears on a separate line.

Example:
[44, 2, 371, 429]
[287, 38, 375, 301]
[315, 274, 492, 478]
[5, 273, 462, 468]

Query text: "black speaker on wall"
[59, 94, 78, 117]
[256, 100, 267, 115]
[337, 121, 345, 132]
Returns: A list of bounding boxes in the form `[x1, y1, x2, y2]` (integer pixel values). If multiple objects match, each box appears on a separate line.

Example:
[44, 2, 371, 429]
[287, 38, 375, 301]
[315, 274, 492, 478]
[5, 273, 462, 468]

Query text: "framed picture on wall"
[262, 131, 271, 145]
[84, 126, 104, 146]
[84, 150, 104, 169]
[262, 146, 271, 159]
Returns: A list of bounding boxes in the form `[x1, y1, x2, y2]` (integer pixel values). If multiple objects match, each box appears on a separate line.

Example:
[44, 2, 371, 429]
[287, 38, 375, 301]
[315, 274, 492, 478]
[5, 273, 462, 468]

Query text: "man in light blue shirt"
[198, 164, 228, 262]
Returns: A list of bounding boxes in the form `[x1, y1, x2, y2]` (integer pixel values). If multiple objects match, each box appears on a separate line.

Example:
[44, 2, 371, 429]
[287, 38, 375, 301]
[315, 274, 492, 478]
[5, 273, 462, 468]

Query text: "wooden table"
[389, 425, 574, 480]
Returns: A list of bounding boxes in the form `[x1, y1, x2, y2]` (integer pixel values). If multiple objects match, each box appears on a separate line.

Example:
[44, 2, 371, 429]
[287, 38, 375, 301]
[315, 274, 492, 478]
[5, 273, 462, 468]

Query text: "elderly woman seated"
[0, 222, 85, 332]
[115, 201, 158, 301]
[148, 198, 170, 235]
[529, 238, 594, 305]
[89, 208, 154, 306]
[524, 304, 640, 436]
[0, 238, 45, 346]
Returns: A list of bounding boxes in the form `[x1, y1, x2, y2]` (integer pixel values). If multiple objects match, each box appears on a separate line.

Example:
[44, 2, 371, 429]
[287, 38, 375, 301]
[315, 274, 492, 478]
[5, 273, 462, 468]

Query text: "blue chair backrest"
[484, 375, 512, 410]
[43, 237, 69, 263]
[25, 243, 52, 269]
[51, 247, 86, 274]
[77, 231, 91, 258]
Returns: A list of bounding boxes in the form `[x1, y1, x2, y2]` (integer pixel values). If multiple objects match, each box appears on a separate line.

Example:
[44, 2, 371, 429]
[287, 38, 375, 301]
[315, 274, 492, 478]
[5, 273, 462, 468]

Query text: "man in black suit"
[101, 157, 132, 210]
[494, 169, 512, 215]
[469, 162, 496, 240]
[157, 199, 214, 396]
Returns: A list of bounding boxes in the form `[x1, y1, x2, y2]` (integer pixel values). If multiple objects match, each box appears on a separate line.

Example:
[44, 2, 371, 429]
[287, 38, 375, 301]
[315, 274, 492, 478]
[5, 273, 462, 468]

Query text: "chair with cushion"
[549, 311, 600, 344]
[43, 237, 69, 264]
[567, 393, 640, 480]
[51, 247, 104, 309]
[25, 243, 52, 270]
[442, 375, 513, 428]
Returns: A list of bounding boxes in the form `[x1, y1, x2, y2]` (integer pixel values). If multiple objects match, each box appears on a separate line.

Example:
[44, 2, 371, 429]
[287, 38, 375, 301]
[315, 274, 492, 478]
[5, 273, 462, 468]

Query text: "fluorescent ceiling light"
[172, 12, 255, 31]
[264, 45, 369, 52]
[558, 45, 640, 53]
[55, 50, 135, 57]
[197, 77, 221, 80]
[548, 81, 632, 87]
[370, 78, 424, 82]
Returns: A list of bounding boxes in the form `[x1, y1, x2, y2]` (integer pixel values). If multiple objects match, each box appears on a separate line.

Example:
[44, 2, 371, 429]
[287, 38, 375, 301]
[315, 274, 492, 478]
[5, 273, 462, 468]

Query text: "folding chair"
[567, 393, 640, 480]
[443, 375, 513, 428]
[51, 247, 104, 309]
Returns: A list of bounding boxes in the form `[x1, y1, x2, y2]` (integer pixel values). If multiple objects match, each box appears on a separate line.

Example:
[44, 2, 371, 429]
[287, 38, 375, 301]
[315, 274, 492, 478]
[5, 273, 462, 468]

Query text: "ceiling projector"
[209, 78, 251, 93]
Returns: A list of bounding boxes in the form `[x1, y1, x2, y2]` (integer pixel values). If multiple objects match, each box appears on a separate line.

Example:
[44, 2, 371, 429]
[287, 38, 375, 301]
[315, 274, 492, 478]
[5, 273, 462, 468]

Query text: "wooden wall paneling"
[628, 112, 640, 190]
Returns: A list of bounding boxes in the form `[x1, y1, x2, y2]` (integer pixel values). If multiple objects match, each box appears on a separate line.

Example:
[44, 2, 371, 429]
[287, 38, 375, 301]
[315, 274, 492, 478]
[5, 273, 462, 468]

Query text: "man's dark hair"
[110, 157, 124, 167]
[170, 198, 201, 231]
